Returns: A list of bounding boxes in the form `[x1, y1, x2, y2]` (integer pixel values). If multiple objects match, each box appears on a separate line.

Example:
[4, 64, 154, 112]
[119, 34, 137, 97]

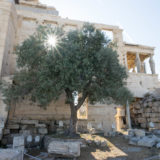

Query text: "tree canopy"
[2, 24, 133, 135]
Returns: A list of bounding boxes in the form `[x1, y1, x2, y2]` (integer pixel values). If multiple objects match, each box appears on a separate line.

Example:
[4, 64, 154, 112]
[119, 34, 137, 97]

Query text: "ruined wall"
[0, 0, 17, 76]
[131, 94, 160, 130]
[0, 0, 18, 140]
[3, 93, 117, 139]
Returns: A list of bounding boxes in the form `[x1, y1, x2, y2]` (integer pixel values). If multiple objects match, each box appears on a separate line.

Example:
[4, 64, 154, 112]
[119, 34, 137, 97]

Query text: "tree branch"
[76, 92, 88, 110]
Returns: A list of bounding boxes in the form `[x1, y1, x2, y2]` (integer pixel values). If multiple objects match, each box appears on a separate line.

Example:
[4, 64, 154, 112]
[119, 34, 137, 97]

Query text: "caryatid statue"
[149, 55, 156, 74]
[135, 53, 141, 73]
[141, 62, 146, 73]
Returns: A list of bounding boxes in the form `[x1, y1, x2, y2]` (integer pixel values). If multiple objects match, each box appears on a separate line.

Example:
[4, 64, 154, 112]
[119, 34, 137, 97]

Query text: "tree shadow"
[78, 135, 129, 160]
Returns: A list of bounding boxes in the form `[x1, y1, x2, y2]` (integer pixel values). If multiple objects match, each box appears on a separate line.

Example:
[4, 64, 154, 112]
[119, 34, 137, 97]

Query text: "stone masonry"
[131, 93, 160, 130]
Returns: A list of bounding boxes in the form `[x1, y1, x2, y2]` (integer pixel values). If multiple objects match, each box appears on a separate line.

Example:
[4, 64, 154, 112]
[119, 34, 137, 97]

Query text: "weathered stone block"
[20, 120, 38, 125]
[137, 118, 146, 123]
[35, 123, 46, 128]
[129, 137, 140, 145]
[150, 118, 160, 123]
[3, 129, 10, 135]
[128, 129, 135, 137]
[94, 140, 101, 146]
[137, 109, 143, 114]
[7, 124, 19, 129]
[13, 136, 24, 148]
[153, 130, 160, 135]
[150, 113, 160, 118]
[0, 149, 22, 160]
[48, 140, 80, 157]
[38, 128, 48, 135]
[35, 135, 40, 143]
[101, 141, 108, 147]
[152, 106, 159, 112]
[58, 121, 64, 127]
[137, 137, 156, 147]
[148, 102, 153, 107]
[134, 129, 145, 137]
[156, 142, 160, 148]
[140, 123, 147, 129]
[154, 123, 160, 129]
[144, 113, 150, 118]
[135, 104, 141, 109]
[153, 102, 160, 108]
[148, 122, 155, 128]
[19, 130, 31, 135]
[145, 108, 152, 113]
[26, 135, 32, 143]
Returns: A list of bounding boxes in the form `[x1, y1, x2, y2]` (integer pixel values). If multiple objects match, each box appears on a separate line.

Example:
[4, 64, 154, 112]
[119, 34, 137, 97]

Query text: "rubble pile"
[124, 129, 160, 149]
[131, 93, 160, 130]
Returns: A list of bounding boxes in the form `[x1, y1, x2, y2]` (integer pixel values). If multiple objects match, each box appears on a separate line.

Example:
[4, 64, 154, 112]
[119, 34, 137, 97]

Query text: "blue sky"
[40, 0, 160, 77]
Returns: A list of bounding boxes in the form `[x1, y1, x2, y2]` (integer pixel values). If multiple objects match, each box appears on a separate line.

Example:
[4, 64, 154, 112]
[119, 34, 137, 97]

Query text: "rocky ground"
[24, 134, 160, 160]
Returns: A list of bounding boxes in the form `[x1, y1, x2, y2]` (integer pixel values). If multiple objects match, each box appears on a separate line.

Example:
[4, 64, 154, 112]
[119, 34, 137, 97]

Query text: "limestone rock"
[134, 129, 145, 137]
[19, 130, 31, 135]
[153, 130, 160, 135]
[129, 137, 140, 145]
[35, 135, 40, 143]
[38, 128, 48, 135]
[20, 120, 38, 125]
[7, 124, 19, 129]
[150, 135, 160, 143]
[26, 135, 32, 143]
[137, 137, 156, 147]
[128, 129, 135, 137]
[56, 127, 65, 135]
[86, 140, 92, 145]
[48, 141, 80, 157]
[13, 136, 25, 148]
[35, 123, 46, 128]
[58, 121, 64, 127]
[156, 142, 160, 149]
[101, 141, 107, 147]
[3, 129, 10, 135]
[94, 140, 101, 146]
[0, 149, 22, 160]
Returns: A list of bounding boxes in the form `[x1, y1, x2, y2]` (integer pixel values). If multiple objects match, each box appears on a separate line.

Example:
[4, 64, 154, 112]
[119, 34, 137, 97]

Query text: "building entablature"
[124, 43, 154, 55]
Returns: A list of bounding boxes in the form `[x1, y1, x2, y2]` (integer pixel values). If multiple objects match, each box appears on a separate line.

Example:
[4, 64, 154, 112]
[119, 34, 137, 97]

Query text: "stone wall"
[88, 104, 117, 133]
[0, 0, 18, 76]
[127, 73, 160, 98]
[9, 94, 71, 121]
[0, 101, 118, 146]
[131, 94, 160, 130]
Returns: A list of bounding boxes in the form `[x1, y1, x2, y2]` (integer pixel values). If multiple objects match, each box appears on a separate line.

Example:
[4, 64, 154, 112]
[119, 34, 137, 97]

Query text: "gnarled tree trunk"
[65, 89, 88, 136]
[68, 104, 78, 136]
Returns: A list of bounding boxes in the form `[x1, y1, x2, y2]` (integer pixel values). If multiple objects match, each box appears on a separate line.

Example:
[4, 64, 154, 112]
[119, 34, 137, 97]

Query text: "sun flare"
[47, 35, 57, 48]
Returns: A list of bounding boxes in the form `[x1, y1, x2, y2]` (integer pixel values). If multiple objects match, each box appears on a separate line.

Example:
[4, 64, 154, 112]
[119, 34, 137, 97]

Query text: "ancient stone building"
[0, 0, 160, 140]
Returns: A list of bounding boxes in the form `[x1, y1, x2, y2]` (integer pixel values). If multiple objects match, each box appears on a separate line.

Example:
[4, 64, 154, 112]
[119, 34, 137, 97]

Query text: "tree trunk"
[68, 104, 78, 136]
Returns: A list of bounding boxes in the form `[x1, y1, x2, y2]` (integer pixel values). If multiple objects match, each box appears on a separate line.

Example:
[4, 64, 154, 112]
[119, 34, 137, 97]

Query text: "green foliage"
[1, 23, 133, 107]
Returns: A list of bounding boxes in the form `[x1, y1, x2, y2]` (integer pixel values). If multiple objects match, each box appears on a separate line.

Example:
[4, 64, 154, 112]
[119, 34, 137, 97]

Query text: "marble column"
[135, 53, 141, 73]
[149, 55, 156, 74]
[141, 62, 146, 73]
